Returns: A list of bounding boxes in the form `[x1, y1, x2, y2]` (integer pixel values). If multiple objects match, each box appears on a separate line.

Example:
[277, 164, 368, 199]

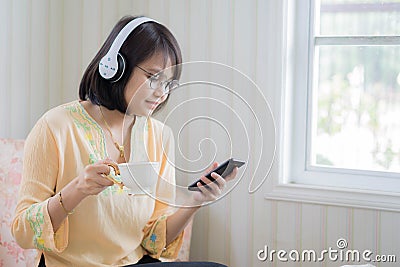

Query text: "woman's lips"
[146, 101, 160, 109]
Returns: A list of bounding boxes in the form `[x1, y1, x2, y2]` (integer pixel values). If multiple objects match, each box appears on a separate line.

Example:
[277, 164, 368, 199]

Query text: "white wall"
[1, 1, 399, 266]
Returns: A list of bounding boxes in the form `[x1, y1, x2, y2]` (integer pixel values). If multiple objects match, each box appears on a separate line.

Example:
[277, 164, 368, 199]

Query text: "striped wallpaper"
[0, 1, 399, 266]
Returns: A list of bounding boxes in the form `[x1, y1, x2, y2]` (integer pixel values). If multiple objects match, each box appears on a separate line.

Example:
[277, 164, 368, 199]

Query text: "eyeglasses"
[136, 65, 179, 94]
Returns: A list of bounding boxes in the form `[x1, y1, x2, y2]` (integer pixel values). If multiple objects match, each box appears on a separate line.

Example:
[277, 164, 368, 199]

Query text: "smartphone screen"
[187, 158, 245, 191]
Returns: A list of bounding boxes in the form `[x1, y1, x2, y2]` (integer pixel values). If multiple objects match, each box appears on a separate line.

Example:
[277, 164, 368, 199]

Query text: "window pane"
[319, 0, 400, 36]
[311, 45, 400, 173]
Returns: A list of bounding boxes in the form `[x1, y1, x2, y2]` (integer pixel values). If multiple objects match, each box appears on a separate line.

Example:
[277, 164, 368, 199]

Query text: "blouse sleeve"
[141, 122, 184, 259]
[11, 116, 68, 252]
[141, 212, 184, 259]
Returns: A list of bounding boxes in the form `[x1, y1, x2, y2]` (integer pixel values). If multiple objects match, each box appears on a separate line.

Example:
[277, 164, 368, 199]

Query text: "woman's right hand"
[74, 159, 116, 197]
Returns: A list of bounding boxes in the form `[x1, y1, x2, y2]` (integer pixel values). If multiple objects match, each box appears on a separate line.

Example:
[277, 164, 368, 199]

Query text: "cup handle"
[105, 163, 124, 189]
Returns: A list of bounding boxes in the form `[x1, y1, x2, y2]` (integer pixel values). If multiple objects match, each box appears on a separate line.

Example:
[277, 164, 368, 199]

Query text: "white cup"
[117, 162, 160, 194]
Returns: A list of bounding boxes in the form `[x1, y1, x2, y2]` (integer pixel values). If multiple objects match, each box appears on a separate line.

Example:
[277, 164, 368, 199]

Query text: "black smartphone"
[187, 158, 245, 191]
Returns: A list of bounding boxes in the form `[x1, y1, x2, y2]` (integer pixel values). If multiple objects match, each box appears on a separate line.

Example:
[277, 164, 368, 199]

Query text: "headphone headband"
[99, 17, 158, 81]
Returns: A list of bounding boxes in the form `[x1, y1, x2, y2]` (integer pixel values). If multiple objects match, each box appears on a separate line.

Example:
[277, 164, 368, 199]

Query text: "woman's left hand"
[190, 162, 238, 205]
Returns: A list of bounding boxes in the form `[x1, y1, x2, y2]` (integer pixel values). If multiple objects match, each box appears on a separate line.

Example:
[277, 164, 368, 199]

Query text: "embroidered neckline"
[65, 101, 127, 195]
[67, 101, 107, 160]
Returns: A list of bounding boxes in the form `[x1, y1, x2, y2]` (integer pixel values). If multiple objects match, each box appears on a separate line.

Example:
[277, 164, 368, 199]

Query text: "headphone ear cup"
[109, 53, 126, 83]
[99, 17, 157, 83]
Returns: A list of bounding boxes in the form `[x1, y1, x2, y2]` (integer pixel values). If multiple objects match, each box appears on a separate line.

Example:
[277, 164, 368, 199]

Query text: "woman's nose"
[153, 85, 165, 97]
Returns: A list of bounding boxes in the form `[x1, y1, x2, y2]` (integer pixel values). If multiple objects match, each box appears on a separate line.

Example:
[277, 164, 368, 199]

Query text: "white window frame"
[265, 0, 400, 211]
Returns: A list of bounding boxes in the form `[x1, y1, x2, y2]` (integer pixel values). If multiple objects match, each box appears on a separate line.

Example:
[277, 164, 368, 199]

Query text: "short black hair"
[79, 15, 182, 114]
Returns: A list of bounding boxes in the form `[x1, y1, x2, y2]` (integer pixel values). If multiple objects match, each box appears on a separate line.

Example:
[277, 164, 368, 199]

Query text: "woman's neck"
[83, 100, 136, 127]
[80, 100, 136, 163]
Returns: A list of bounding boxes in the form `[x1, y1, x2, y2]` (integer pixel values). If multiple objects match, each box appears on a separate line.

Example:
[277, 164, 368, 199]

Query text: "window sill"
[264, 183, 400, 212]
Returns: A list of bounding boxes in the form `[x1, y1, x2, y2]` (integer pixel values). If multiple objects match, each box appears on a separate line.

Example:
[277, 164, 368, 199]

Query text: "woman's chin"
[135, 110, 153, 117]
[125, 105, 156, 117]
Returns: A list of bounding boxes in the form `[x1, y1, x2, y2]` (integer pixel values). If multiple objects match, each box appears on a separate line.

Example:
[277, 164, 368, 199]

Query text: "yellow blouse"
[12, 101, 183, 267]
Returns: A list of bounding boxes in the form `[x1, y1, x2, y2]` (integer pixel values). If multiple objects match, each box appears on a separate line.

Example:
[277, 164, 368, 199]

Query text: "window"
[266, 0, 400, 211]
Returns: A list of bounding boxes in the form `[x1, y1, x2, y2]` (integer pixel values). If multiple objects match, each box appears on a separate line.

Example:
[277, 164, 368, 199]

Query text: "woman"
[11, 16, 237, 267]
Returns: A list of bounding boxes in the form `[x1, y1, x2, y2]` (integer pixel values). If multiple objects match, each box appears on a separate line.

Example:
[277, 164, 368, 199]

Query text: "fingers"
[224, 167, 238, 182]
[86, 161, 116, 187]
[98, 160, 124, 188]
[196, 181, 219, 199]
[212, 173, 227, 190]
[204, 162, 218, 175]
[197, 172, 226, 196]
[103, 175, 120, 187]
[76, 159, 122, 196]
[96, 163, 113, 176]
[191, 163, 241, 205]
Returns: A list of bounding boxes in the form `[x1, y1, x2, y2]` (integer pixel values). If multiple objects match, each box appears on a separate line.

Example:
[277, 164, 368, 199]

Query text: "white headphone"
[99, 17, 158, 83]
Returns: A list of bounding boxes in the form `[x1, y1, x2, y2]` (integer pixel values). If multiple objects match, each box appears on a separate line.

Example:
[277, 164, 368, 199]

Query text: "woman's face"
[124, 52, 174, 117]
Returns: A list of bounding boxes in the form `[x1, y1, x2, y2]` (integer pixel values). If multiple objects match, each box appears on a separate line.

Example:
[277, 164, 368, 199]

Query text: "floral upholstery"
[0, 138, 192, 266]
[0, 139, 37, 266]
